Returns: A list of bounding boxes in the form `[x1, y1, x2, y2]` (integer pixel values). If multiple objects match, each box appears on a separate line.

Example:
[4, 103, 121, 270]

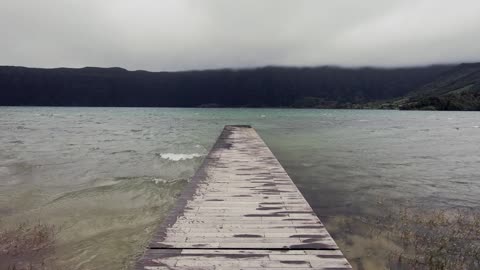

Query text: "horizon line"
[2, 61, 478, 73]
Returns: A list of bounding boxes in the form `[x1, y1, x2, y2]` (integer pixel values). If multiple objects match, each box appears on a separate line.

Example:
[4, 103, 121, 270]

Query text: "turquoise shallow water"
[1, 107, 479, 269]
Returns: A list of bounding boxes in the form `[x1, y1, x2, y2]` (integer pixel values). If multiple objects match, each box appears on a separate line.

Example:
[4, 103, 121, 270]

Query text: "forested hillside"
[0, 65, 451, 108]
[395, 63, 480, 110]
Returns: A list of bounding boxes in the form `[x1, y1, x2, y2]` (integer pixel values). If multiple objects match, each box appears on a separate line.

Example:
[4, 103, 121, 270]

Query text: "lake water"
[1, 107, 479, 269]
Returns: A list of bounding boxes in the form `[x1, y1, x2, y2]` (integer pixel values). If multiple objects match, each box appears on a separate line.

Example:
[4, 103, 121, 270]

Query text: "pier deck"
[137, 125, 351, 269]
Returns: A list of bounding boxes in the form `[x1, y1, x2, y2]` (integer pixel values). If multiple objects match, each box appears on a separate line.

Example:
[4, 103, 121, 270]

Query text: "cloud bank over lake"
[1, 0, 480, 71]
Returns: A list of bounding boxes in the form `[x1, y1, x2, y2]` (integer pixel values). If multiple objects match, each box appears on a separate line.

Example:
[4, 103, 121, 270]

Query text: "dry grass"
[375, 208, 480, 270]
[0, 222, 57, 270]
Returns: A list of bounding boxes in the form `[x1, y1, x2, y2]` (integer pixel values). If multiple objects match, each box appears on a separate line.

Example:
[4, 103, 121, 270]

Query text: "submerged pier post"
[137, 125, 351, 269]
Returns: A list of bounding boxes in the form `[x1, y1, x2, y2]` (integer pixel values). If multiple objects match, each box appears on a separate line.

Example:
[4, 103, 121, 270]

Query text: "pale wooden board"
[139, 249, 351, 270]
[137, 125, 351, 269]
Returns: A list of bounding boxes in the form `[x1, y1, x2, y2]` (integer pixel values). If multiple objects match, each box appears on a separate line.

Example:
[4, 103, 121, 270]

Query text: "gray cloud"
[1, 0, 480, 71]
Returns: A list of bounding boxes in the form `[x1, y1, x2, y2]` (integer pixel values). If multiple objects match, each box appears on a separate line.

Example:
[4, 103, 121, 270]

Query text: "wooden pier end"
[136, 125, 351, 269]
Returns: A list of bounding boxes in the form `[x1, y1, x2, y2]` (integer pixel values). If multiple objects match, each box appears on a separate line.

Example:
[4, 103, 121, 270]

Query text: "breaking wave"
[158, 153, 203, 161]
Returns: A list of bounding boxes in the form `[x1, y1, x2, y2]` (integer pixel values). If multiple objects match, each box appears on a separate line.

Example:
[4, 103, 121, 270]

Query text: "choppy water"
[1, 107, 479, 269]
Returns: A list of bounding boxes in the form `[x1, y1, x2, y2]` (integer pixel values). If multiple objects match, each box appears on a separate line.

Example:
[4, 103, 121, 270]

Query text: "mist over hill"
[1, 64, 478, 110]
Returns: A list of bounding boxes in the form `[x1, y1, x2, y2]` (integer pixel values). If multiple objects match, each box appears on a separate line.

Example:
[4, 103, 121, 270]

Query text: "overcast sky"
[1, 0, 480, 71]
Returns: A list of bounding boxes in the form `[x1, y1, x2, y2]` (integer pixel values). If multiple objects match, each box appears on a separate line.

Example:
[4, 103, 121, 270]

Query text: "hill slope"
[387, 63, 480, 110]
[0, 65, 451, 108]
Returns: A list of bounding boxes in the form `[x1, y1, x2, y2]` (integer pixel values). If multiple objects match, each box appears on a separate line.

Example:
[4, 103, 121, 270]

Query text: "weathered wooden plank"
[136, 125, 351, 269]
[139, 250, 350, 269]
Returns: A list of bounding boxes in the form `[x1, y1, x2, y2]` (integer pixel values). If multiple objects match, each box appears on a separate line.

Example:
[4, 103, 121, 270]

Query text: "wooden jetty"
[137, 125, 351, 270]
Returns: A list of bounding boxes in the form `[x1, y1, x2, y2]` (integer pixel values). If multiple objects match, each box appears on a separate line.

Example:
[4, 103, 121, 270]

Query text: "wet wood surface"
[137, 125, 351, 269]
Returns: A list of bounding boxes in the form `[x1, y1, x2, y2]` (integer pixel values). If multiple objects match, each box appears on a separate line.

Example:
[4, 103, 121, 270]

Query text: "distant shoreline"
[0, 105, 480, 112]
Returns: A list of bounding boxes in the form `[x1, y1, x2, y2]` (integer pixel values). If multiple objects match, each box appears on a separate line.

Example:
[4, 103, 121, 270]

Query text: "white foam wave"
[159, 153, 202, 161]
[152, 178, 168, 184]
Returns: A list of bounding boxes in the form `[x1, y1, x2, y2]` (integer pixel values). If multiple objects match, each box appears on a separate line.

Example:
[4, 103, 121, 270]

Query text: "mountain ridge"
[1, 63, 479, 110]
